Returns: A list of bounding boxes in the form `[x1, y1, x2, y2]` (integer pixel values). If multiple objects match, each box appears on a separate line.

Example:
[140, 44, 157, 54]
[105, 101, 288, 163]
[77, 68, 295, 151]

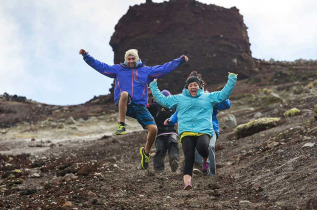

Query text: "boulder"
[284, 108, 300, 117]
[234, 117, 281, 139]
[219, 114, 237, 129]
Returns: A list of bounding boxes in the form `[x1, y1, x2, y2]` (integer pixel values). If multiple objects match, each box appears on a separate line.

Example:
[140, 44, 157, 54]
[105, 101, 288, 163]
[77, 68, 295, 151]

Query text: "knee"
[169, 153, 178, 160]
[147, 124, 157, 134]
[197, 146, 209, 158]
[120, 91, 129, 101]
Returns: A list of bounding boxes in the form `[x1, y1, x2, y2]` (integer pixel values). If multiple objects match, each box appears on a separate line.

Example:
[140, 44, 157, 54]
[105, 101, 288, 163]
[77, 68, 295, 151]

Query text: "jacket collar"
[120, 60, 145, 68]
[182, 88, 203, 98]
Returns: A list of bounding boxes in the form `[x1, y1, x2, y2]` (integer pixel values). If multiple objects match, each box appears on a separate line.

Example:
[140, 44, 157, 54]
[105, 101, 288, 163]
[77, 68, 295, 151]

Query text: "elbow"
[227, 102, 231, 109]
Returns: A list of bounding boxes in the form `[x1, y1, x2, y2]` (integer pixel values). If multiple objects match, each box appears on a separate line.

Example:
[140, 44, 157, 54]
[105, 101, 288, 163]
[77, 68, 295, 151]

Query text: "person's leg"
[196, 134, 210, 175]
[140, 124, 157, 169]
[183, 174, 192, 190]
[194, 148, 203, 164]
[118, 91, 129, 123]
[209, 131, 217, 175]
[132, 104, 157, 169]
[196, 134, 210, 160]
[167, 134, 179, 172]
[153, 136, 168, 172]
[182, 136, 197, 189]
[115, 91, 130, 135]
[145, 124, 157, 154]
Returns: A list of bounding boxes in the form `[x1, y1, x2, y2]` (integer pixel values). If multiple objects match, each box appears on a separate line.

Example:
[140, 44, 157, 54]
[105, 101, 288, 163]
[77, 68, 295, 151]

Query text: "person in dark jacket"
[147, 90, 179, 172]
[79, 49, 188, 170]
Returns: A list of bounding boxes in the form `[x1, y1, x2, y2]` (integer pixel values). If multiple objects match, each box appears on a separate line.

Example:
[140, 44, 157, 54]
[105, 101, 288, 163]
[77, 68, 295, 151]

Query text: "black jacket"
[147, 102, 176, 135]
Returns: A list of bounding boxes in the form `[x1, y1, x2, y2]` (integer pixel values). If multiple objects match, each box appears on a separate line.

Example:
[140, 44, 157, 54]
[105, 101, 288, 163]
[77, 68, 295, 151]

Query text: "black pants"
[182, 134, 210, 176]
[154, 134, 179, 172]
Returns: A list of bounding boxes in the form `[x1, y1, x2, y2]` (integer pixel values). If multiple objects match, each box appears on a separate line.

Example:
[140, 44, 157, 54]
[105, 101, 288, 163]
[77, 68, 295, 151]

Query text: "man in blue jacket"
[79, 49, 188, 169]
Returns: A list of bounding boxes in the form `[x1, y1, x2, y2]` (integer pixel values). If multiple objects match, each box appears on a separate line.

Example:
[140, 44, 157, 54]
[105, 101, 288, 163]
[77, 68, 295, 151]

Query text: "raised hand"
[181, 55, 189, 62]
[79, 49, 87, 55]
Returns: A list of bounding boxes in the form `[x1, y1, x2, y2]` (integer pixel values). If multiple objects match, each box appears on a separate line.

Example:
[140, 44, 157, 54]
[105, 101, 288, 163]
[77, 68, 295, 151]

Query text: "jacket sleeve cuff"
[179, 56, 185, 63]
[228, 73, 238, 78]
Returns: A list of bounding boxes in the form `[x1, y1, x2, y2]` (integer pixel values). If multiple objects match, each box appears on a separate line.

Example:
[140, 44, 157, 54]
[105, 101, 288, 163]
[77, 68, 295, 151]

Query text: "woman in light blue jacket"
[167, 99, 231, 176]
[149, 71, 237, 190]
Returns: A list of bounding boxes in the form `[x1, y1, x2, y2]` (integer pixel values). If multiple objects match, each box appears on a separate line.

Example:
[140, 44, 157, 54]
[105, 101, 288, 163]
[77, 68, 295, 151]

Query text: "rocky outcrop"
[234, 117, 281, 139]
[284, 108, 300, 117]
[2, 93, 27, 103]
[110, 0, 255, 94]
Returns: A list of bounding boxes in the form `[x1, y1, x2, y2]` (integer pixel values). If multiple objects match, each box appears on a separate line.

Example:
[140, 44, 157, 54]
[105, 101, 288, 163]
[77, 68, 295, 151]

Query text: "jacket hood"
[182, 88, 203, 98]
[121, 60, 145, 68]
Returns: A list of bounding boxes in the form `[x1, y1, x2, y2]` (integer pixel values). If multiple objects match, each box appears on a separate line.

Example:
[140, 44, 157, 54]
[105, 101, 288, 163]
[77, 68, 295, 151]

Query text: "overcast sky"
[1, 0, 316, 105]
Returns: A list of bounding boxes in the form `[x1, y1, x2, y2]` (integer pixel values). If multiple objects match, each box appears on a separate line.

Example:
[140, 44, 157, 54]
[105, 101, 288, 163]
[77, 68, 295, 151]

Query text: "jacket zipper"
[116, 77, 121, 92]
[142, 84, 147, 97]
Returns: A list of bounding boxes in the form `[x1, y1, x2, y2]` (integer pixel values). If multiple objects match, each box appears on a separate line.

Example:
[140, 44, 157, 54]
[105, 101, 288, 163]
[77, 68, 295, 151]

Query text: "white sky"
[1, 0, 316, 105]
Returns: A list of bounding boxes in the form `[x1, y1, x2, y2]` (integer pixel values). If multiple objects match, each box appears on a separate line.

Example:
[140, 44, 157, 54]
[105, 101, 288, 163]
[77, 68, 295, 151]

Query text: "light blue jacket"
[170, 99, 231, 137]
[149, 74, 237, 137]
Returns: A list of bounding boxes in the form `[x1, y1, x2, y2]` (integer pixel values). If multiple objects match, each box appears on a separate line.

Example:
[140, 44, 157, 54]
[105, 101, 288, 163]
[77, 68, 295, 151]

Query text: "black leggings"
[182, 134, 210, 176]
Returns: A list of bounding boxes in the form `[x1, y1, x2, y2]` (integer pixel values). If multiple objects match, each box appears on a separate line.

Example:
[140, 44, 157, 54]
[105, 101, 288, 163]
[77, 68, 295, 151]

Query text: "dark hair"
[185, 71, 206, 89]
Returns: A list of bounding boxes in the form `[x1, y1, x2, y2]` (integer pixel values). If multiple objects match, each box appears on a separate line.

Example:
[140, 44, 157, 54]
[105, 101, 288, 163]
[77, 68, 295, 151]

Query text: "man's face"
[188, 82, 199, 97]
[127, 55, 137, 67]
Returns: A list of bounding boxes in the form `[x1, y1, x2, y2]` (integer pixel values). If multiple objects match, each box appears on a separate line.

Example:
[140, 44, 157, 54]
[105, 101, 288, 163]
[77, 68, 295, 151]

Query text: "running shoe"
[184, 181, 192, 190]
[115, 123, 126, 135]
[192, 168, 202, 175]
[202, 162, 210, 176]
[140, 147, 149, 169]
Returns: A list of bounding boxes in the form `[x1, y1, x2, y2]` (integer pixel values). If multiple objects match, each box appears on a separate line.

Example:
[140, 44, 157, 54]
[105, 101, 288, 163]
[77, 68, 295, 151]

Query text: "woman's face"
[188, 82, 199, 97]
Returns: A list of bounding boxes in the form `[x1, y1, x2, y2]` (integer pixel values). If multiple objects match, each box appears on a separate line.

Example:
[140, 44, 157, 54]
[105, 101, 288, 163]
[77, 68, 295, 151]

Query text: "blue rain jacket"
[83, 53, 185, 105]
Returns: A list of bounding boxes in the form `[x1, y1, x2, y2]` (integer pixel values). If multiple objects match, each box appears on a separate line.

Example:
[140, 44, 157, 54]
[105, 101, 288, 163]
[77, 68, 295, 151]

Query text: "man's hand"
[164, 118, 171, 126]
[181, 55, 188, 62]
[79, 49, 87, 55]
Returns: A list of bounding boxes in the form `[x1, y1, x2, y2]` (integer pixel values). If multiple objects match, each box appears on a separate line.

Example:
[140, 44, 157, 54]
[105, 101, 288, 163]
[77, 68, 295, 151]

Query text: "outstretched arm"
[148, 55, 188, 78]
[79, 49, 117, 78]
[209, 73, 237, 105]
[170, 111, 178, 124]
[149, 79, 178, 109]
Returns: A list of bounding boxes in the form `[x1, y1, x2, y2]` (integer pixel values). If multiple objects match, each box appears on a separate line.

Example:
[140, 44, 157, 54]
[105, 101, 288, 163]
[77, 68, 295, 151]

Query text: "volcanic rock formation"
[110, 0, 255, 94]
